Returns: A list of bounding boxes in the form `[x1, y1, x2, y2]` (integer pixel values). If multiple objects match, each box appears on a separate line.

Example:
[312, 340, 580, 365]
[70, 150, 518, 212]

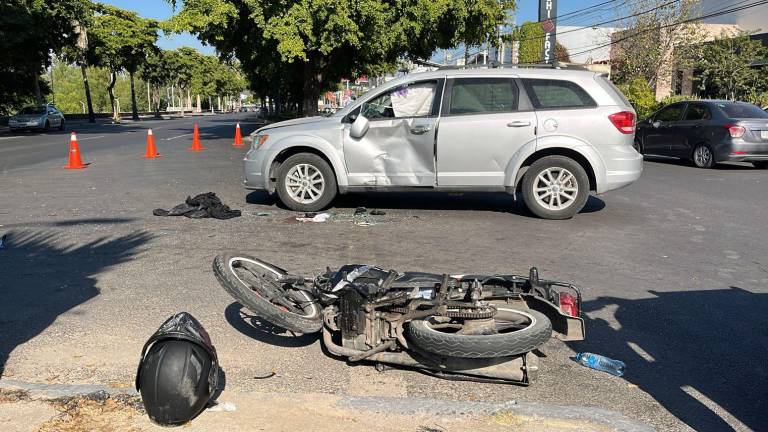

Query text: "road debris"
[354, 207, 367, 215]
[253, 371, 276, 380]
[356, 221, 377, 227]
[369, 210, 386, 216]
[206, 401, 237, 412]
[296, 212, 331, 223]
[255, 212, 271, 217]
[574, 352, 626, 377]
[153, 192, 241, 219]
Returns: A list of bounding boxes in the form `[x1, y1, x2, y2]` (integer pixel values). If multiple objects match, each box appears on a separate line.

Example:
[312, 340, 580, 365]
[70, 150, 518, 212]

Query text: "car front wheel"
[276, 153, 338, 212]
[522, 156, 590, 220]
[752, 161, 768, 169]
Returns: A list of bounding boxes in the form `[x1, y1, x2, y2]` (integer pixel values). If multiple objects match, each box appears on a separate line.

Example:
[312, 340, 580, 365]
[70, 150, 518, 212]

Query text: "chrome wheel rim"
[285, 163, 325, 204]
[694, 146, 712, 167]
[227, 256, 319, 318]
[533, 167, 578, 211]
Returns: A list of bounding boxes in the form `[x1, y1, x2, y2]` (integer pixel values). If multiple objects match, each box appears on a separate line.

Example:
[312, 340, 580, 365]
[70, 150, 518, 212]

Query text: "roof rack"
[437, 61, 596, 71]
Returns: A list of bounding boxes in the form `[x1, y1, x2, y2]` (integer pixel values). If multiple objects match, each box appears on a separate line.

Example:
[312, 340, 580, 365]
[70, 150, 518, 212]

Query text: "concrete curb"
[338, 396, 656, 432]
[0, 380, 654, 431]
[0, 379, 137, 400]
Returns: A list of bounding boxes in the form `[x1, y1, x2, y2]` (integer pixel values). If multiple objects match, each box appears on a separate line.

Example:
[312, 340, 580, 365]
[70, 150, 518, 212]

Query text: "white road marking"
[164, 133, 192, 141]
[75, 135, 106, 141]
[0, 136, 19, 141]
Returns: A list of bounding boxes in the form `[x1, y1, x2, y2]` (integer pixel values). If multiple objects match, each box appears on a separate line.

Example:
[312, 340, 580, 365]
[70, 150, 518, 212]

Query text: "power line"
[514, 0, 681, 44]
[567, 0, 768, 58]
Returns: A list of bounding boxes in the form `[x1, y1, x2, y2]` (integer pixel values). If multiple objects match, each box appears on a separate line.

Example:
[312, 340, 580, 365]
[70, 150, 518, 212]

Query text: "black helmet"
[136, 312, 219, 425]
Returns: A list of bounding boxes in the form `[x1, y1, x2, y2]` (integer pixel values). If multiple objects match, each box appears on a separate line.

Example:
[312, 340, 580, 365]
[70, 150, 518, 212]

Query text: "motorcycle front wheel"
[406, 308, 552, 358]
[213, 253, 323, 333]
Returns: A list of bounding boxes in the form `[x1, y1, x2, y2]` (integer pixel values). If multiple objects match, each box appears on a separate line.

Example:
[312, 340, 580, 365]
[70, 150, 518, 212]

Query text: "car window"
[684, 104, 711, 121]
[522, 79, 596, 109]
[716, 102, 768, 119]
[449, 78, 519, 115]
[655, 104, 685, 122]
[20, 107, 46, 115]
[361, 81, 437, 120]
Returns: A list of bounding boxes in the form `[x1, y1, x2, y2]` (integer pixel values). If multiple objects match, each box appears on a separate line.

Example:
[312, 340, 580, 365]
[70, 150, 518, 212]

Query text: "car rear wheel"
[692, 144, 715, 168]
[58, 119, 66, 131]
[522, 156, 590, 220]
[43, 121, 50, 132]
[276, 153, 337, 212]
[752, 161, 768, 169]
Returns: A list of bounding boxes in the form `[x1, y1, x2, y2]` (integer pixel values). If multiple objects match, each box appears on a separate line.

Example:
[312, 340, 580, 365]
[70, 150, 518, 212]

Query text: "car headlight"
[253, 134, 269, 150]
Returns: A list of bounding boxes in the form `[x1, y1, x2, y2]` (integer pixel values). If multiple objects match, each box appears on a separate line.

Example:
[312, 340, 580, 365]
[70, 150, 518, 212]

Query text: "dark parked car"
[635, 100, 768, 169]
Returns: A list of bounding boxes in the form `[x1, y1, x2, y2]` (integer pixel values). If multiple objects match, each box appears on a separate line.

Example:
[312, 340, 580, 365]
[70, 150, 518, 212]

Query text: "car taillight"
[608, 111, 636, 134]
[559, 292, 579, 317]
[724, 124, 746, 138]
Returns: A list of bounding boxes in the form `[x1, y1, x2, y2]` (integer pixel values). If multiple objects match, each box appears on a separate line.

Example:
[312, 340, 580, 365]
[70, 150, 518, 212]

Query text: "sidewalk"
[0, 380, 654, 432]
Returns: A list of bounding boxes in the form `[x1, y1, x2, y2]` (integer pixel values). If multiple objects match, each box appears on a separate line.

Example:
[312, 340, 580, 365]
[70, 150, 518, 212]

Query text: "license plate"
[761, 130, 768, 140]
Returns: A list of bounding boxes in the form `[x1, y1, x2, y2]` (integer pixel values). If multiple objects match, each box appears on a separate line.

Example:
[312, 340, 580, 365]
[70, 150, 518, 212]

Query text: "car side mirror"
[349, 115, 369, 139]
[652, 121, 662, 129]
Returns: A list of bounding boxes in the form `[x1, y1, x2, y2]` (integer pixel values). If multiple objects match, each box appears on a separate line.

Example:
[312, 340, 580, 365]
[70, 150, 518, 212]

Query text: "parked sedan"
[8, 105, 66, 132]
[635, 100, 768, 169]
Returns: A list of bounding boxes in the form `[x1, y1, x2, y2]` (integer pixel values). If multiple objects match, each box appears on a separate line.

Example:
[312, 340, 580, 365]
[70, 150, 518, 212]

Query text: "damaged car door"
[343, 79, 442, 187]
[436, 77, 536, 186]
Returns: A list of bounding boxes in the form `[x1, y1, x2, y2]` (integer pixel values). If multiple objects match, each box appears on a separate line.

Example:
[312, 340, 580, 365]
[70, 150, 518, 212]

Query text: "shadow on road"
[570, 287, 768, 432]
[246, 191, 605, 216]
[0, 217, 138, 228]
[643, 156, 758, 170]
[224, 302, 318, 348]
[0, 229, 153, 377]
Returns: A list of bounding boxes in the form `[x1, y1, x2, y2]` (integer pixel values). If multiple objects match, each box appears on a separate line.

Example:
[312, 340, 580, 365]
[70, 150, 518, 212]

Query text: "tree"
[164, 48, 204, 117]
[87, 5, 159, 121]
[141, 50, 173, 118]
[166, 0, 514, 116]
[611, 0, 703, 89]
[617, 76, 659, 119]
[693, 31, 768, 101]
[0, 0, 90, 114]
[514, 21, 544, 64]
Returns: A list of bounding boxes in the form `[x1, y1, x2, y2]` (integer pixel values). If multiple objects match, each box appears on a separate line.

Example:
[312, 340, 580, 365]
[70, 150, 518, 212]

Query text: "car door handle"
[507, 121, 531, 128]
[410, 125, 432, 135]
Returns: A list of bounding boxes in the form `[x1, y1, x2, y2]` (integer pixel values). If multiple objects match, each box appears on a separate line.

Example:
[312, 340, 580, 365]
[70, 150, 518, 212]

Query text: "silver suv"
[244, 68, 642, 219]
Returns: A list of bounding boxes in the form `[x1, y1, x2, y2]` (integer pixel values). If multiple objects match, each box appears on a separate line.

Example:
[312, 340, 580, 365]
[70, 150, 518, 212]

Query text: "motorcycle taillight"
[559, 292, 578, 317]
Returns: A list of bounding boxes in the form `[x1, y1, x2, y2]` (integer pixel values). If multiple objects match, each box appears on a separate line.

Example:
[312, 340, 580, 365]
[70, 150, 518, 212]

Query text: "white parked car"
[244, 67, 643, 219]
[8, 105, 66, 132]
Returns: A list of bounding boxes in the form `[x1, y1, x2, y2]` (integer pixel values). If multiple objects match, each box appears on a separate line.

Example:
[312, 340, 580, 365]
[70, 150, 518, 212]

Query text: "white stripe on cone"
[71, 132, 77, 142]
[148, 129, 153, 135]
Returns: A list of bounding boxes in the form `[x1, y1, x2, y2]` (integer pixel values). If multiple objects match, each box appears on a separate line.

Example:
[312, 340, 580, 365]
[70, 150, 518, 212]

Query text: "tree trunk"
[129, 71, 139, 121]
[33, 73, 43, 106]
[107, 71, 118, 123]
[302, 59, 321, 117]
[179, 88, 185, 117]
[80, 65, 95, 123]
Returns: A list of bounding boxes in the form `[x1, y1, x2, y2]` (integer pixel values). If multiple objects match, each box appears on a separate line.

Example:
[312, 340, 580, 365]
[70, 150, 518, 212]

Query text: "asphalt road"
[0, 113, 766, 432]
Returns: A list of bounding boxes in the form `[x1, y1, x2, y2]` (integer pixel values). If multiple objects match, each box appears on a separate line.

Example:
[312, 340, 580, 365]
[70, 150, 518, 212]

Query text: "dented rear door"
[343, 79, 442, 187]
[436, 76, 536, 187]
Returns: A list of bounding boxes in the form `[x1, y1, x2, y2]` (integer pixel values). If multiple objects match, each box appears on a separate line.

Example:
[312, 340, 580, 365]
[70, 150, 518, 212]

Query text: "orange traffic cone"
[188, 123, 206, 151]
[64, 132, 87, 169]
[144, 129, 160, 158]
[233, 123, 244, 147]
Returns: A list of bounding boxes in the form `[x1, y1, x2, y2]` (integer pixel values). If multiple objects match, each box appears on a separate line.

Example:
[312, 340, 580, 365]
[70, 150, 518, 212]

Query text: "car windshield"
[717, 102, 768, 119]
[19, 106, 46, 115]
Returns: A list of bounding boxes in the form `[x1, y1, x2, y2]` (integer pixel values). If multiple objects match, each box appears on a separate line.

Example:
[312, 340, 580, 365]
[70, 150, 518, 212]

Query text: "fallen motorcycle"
[213, 253, 585, 385]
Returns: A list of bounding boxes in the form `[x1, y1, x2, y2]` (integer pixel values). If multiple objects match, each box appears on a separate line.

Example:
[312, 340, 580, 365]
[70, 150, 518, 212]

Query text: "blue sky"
[101, 0, 612, 56]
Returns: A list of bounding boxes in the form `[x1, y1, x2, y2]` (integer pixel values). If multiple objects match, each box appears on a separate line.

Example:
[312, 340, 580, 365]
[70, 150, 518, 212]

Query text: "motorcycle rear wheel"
[213, 253, 322, 333]
[406, 308, 552, 358]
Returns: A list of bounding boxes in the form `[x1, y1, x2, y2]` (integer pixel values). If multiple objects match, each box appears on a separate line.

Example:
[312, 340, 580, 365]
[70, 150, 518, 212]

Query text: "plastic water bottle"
[574, 352, 626, 377]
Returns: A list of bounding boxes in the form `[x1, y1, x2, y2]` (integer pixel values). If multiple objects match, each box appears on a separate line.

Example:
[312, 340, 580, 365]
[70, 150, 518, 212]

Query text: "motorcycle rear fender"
[522, 295, 585, 341]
